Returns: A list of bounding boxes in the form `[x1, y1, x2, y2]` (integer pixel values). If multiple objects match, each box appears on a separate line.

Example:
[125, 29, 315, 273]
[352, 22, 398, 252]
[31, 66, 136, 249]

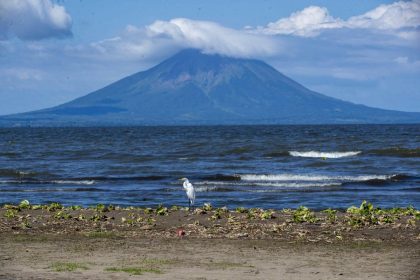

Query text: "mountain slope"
[1, 49, 419, 125]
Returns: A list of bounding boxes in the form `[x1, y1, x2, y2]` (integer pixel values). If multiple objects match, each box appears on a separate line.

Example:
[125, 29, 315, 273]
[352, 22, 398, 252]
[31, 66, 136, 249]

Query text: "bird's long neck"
[183, 180, 189, 189]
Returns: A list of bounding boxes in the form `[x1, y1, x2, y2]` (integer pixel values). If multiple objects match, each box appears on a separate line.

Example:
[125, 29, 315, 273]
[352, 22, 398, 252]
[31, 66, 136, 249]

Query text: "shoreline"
[1, 201, 419, 242]
[1, 201, 419, 279]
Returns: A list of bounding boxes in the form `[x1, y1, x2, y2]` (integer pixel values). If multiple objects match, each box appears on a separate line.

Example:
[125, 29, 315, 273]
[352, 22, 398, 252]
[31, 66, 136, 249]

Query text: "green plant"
[31, 205, 42, 210]
[170, 205, 181, 211]
[18, 199, 31, 210]
[89, 213, 106, 221]
[70, 205, 82, 210]
[293, 206, 318, 223]
[94, 204, 108, 212]
[203, 203, 213, 211]
[156, 205, 168, 216]
[105, 267, 161, 275]
[235, 207, 248, 213]
[322, 208, 337, 223]
[144, 208, 153, 214]
[54, 211, 72, 220]
[46, 202, 63, 212]
[4, 209, 17, 218]
[260, 210, 275, 220]
[345, 201, 382, 226]
[51, 262, 88, 272]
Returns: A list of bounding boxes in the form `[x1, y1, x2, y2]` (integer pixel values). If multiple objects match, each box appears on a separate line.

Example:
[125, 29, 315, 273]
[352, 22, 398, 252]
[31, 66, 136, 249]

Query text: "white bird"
[179, 177, 195, 209]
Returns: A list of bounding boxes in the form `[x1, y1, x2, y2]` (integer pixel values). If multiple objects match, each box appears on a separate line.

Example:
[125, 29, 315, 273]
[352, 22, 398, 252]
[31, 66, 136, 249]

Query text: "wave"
[0, 179, 96, 185]
[194, 186, 234, 192]
[196, 181, 341, 188]
[199, 174, 241, 181]
[241, 174, 389, 181]
[0, 175, 168, 185]
[0, 187, 105, 192]
[289, 151, 361, 158]
[369, 148, 420, 158]
[78, 175, 167, 181]
[0, 169, 40, 177]
[240, 174, 398, 183]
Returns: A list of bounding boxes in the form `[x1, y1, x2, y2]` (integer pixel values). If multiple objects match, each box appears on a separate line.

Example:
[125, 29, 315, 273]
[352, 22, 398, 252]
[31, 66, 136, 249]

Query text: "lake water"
[0, 125, 419, 210]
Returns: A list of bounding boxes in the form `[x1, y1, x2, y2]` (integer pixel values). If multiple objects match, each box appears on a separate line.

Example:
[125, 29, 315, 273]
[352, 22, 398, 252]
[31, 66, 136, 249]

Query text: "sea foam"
[289, 151, 361, 158]
[240, 174, 392, 182]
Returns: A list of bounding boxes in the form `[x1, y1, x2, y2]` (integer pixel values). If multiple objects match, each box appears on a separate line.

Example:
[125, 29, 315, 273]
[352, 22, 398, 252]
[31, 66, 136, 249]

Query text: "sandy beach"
[0, 202, 419, 279]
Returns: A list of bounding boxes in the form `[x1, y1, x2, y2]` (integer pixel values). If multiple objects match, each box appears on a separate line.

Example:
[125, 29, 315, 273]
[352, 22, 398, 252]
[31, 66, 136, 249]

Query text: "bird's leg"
[188, 200, 191, 211]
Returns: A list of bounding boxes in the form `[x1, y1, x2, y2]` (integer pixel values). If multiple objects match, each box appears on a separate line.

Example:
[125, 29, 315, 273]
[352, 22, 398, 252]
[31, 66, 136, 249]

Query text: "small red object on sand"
[176, 228, 185, 237]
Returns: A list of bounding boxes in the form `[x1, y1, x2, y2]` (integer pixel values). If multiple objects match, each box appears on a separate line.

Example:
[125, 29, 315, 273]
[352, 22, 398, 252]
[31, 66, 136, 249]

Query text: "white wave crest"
[240, 174, 392, 182]
[52, 180, 95, 185]
[0, 180, 95, 185]
[289, 151, 361, 158]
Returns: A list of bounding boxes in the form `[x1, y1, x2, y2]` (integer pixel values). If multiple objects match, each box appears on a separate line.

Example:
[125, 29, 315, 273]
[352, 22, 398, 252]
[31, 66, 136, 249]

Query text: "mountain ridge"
[1, 49, 419, 126]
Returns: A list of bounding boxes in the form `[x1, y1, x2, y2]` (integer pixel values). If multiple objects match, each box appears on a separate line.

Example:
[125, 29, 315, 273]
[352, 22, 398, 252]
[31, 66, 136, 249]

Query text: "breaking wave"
[0, 179, 96, 185]
[289, 151, 361, 158]
[239, 174, 392, 182]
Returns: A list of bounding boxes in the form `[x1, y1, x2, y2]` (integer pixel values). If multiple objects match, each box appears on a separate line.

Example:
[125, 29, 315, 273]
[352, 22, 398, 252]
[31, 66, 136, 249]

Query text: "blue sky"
[0, 0, 419, 115]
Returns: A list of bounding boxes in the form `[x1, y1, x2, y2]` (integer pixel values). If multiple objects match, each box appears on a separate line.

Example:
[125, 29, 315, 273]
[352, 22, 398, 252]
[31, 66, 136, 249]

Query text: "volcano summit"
[1, 49, 419, 126]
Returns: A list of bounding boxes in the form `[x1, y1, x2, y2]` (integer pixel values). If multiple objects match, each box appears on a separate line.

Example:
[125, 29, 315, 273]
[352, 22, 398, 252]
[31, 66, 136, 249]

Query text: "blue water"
[0, 125, 419, 210]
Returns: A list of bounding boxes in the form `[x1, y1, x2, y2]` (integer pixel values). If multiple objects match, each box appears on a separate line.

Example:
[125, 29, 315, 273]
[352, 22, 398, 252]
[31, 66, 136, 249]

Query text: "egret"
[179, 177, 195, 209]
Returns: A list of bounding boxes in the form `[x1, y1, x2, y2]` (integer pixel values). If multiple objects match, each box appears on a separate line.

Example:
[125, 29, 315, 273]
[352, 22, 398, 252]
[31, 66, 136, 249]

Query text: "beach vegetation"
[70, 205, 82, 210]
[203, 203, 213, 211]
[260, 210, 275, 220]
[156, 205, 168, 215]
[45, 202, 63, 212]
[4, 209, 18, 218]
[89, 213, 106, 222]
[170, 205, 181, 211]
[210, 207, 228, 220]
[96, 204, 109, 212]
[322, 209, 337, 223]
[86, 231, 117, 238]
[54, 210, 72, 220]
[293, 206, 318, 223]
[31, 204, 42, 210]
[51, 262, 88, 272]
[343, 201, 414, 226]
[235, 207, 248, 213]
[18, 199, 31, 210]
[105, 266, 162, 275]
[144, 208, 153, 214]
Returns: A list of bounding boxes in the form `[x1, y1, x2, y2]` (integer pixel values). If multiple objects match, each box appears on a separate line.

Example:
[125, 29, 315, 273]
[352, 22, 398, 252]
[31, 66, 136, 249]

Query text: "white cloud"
[255, 0, 420, 38]
[347, 1, 420, 30]
[89, 18, 280, 60]
[257, 6, 344, 37]
[0, 0, 72, 40]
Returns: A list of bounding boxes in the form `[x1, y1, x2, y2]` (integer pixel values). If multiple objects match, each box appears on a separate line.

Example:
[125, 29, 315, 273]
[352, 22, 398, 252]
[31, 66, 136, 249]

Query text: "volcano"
[1, 49, 419, 126]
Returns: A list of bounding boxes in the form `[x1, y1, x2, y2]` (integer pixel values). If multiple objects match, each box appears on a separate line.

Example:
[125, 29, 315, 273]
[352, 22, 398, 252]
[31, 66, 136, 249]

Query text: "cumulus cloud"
[347, 0, 420, 30]
[89, 18, 280, 60]
[257, 6, 344, 37]
[256, 0, 420, 37]
[0, 0, 72, 40]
